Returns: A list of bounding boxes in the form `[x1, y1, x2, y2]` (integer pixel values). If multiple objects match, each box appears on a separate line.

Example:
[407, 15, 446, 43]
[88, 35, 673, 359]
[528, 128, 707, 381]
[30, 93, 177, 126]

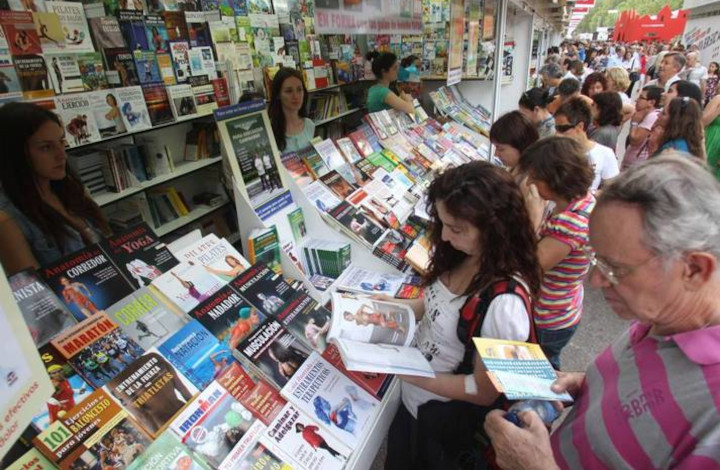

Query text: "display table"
[347, 379, 400, 469]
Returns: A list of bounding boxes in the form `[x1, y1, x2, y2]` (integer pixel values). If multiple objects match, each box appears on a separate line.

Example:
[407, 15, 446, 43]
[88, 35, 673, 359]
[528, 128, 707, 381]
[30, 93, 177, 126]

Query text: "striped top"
[551, 322, 720, 469]
[535, 193, 596, 330]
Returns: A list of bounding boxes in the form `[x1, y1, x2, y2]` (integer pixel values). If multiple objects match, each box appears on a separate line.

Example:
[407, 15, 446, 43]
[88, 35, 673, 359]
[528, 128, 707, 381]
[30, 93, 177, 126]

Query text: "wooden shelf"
[155, 200, 230, 237]
[93, 157, 223, 207]
[313, 107, 361, 126]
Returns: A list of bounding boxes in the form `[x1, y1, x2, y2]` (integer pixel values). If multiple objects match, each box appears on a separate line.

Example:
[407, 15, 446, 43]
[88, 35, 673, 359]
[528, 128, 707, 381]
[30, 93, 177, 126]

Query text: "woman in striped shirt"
[518, 137, 596, 369]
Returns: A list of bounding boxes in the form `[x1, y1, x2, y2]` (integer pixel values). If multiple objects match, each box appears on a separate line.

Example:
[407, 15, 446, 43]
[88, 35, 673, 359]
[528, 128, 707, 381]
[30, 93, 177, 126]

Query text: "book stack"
[69, 148, 112, 196]
[147, 186, 191, 227]
[301, 239, 351, 279]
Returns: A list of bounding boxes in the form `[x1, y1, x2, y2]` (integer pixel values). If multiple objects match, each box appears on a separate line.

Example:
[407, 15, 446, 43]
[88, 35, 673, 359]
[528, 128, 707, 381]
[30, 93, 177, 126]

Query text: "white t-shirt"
[401, 279, 530, 418]
[618, 91, 631, 105]
[587, 142, 620, 191]
[685, 65, 708, 86]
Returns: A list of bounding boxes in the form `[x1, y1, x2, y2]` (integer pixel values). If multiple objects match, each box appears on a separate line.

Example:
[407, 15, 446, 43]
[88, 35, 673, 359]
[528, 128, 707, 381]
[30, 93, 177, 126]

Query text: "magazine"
[126, 431, 212, 470]
[9, 269, 76, 347]
[190, 285, 266, 350]
[275, 292, 331, 352]
[236, 319, 311, 389]
[216, 361, 285, 426]
[230, 263, 296, 316]
[106, 287, 188, 350]
[157, 320, 237, 389]
[41, 244, 135, 321]
[168, 381, 266, 469]
[108, 348, 198, 437]
[321, 344, 392, 400]
[260, 403, 351, 470]
[281, 351, 379, 449]
[152, 261, 224, 313]
[33, 388, 152, 469]
[328, 292, 434, 377]
[472, 338, 574, 401]
[50, 312, 145, 388]
[335, 266, 423, 299]
[173, 233, 250, 284]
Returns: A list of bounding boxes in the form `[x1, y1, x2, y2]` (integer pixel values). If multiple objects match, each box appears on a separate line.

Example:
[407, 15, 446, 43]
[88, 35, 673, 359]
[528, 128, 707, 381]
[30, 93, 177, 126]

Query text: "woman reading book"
[366, 52, 416, 115]
[383, 161, 541, 469]
[0, 102, 110, 275]
[269, 67, 316, 153]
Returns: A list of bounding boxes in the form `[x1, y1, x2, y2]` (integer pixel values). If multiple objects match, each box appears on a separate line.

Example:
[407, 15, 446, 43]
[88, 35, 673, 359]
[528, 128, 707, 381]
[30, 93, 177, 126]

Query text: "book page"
[329, 292, 415, 347]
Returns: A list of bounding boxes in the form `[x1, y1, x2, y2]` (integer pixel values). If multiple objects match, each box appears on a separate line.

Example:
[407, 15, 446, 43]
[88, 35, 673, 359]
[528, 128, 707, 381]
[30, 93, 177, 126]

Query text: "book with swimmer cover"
[33, 388, 152, 469]
[40, 244, 135, 322]
[472, 338, 574, 402]
[172, 233, 251, 284]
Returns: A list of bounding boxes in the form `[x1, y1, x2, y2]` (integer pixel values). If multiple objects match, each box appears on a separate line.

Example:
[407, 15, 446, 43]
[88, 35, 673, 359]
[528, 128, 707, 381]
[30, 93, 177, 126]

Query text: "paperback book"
[280, 150, 314, 187]
[41, 244, 135, 321]
[108, 348, 199, 437]
[145, 13, 170, 52]
[77, 51, 108, 90]
[169, 39, 191, 82]
[104, 47, 140, 86]
[134, 49, 162, 83]
[321, 344, 391, 400]
[118, 8, 148, 50]
[156, 51, 176, 85]
[327, 201, 385, 249]
[173, 233, 250, 283]
[13, 53, 53, 99]
[88, 16, 125, 49]
[230, 262, 296, 316]
[157, 320, 237, 389]
[188, 74, 217, 114]
[32, 11, 64, 54]
[319, 170, 355, 199]
[89, 89, 128, 136]
[216, 361, 285, 426]
[50, 312, 145, 388]
[9, 269, 76, 347]
[167, 82, 199, 119]
[126, 431, 212, 470]
[152, 261, 224, 313]
[45, 53, 83, 93]
[163, 11, 189, 41]
[302, 180, 341, 213]
[275, 292, 331, 352]
[247, 226, 281, 275]
[0, 10, 42, 55]
[190, 285, 266, 350]
[188, 44, 215, 78]
[141, 81, 175, 125]
[115, 84, 153, 131]
[45, 1, 94, 52]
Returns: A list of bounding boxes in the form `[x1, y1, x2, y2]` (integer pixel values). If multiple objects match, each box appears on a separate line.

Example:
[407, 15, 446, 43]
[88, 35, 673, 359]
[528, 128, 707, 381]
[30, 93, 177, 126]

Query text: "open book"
[328, 292, 434, 377]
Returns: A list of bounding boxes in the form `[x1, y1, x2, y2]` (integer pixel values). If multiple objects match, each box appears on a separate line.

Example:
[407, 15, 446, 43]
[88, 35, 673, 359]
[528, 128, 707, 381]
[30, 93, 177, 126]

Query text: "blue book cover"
[118, 9, 149, 51]
[144, 14, 170, 53]
[134, 50, 162, 84]
[158, 320, 237, 389]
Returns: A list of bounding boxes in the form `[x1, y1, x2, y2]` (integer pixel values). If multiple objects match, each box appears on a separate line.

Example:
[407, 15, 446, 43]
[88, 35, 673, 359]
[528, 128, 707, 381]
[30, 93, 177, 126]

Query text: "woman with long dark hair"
[704, 61, 719, 105]
[268, 67, 314, 153]
[518, 87, 555, 138]
[384, 161, 541, 469]
[366, 52, 415, 114]
[0, 102, 109, 274]
[652, 97, 706, 160]
[589, 91, 623, 151]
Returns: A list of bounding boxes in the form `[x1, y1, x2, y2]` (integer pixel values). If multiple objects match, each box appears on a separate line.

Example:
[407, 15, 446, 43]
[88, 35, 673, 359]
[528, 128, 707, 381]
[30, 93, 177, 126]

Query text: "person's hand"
[551, 371, 585, 399]
[400, 91, 413, 102]
[484, 409, 560, 470]
[370, 293, 393, 301]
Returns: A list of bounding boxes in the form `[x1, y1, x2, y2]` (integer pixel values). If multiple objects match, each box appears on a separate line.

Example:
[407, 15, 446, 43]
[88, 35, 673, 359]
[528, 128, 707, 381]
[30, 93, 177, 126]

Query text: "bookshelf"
[154, 200, 230, 237]
[313, 107, 361, 126]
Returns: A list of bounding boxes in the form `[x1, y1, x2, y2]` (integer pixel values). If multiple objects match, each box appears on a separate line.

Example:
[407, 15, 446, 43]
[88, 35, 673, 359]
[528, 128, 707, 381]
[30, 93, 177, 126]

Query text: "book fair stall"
[0, 0, 568, 467]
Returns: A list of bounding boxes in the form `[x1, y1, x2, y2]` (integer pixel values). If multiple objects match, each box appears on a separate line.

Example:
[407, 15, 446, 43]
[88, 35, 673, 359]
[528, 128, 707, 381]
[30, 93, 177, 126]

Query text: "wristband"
[464, 374, 478, 395]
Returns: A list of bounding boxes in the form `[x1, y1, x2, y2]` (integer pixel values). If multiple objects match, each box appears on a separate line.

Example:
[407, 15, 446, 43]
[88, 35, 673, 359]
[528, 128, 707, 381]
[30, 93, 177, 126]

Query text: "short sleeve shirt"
[285, 118, 316, 153]
[587, 143, 620, 191]
[367, 85, 392, 112]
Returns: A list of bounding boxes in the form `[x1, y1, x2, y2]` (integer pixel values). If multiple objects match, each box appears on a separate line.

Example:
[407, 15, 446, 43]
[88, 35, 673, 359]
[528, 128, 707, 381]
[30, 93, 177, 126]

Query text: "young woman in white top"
[384, 161, 541, 469]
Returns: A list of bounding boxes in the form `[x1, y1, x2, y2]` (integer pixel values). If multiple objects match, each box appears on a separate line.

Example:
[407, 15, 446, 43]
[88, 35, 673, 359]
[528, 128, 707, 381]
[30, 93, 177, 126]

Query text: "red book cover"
[216, 362, 286, 426]
[348, 128, 373, 157]
[0, 11, 42, 55]
[211, 77, 231, 107]
[321, 344, 392, 400]
[312, 58, 328, 89]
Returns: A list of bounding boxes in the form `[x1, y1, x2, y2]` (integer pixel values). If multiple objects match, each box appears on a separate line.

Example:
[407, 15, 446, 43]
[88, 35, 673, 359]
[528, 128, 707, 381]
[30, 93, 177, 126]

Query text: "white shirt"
[685, 65, 708, 86]
[402, 279, 530, 418]
[665, 73, 682, 92]
[587, 142, 619, 191]
[563, 71, 578, 82]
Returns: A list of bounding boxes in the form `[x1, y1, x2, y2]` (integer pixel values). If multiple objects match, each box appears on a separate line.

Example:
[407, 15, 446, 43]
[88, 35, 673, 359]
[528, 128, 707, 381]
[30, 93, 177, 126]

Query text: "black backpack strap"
[454, 279, 535, 375]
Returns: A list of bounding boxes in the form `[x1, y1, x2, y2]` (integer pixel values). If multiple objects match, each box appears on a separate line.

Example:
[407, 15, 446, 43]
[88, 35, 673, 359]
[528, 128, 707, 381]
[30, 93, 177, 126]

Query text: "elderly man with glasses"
[485, 155, 720, 469]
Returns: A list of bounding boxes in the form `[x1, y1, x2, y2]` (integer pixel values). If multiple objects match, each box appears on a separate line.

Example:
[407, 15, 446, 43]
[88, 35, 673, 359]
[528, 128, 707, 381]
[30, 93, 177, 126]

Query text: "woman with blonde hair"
[605, 66, 635, 121]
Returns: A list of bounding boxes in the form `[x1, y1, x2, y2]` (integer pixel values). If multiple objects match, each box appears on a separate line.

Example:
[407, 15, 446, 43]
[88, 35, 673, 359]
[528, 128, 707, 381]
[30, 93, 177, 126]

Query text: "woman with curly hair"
[385, 161, 541, 469]
[581, 71, 607, 98]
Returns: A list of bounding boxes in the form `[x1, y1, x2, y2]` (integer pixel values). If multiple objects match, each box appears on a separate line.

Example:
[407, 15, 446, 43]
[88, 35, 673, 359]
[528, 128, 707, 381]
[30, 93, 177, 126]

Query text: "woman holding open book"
[0, 102, 109, 275]
[384, 161, 541, 469]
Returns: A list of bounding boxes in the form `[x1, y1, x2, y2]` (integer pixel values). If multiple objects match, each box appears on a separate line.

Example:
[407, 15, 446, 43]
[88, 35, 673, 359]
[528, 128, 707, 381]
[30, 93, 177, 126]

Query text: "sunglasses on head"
[556, 122, 577, 133]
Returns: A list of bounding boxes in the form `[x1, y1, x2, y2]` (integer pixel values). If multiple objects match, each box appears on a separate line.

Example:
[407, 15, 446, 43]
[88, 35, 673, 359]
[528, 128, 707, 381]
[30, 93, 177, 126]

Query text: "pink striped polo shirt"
[551, 322, 720, 468]
[535, 192, 596, 330]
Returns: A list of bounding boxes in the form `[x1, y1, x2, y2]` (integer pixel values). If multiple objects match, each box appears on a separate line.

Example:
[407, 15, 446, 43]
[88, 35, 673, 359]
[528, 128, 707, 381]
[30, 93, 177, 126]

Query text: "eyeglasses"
[584, 247, 659, 286]
[555, 123, 577, 133]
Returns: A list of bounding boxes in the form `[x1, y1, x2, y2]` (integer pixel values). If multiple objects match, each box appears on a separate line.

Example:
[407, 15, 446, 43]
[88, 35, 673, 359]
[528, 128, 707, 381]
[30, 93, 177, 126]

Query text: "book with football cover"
[158, 320, 237, 389]
[167, 82, 198, 119]
[230, 262, 296, 316]
[32, 343, 93, 432]
[275, 292, 331, 352]
[13, 54, 53, 99]
[190, 285, 266, 350]
[101, 222, 179, 288]
[118, 9, 148, 51]
[236, 318, 311, 390]
[281, 351, 380, 449]
[0, 11, 42, 56]
[106, 287, 188, 350]
[260, 403, 351, 470]
[216, 361, 285, 426]
[33, 388, 152, 469]
[280, 150, 314, 187]
[88, 16, 124, 49]
[173, 233, 250, 283]
[156, 52, 177, 85]
[126, 431, 212, 470]
[45, 1, 94, 53]
[328, 201, 385, 249]
[77, 51, 109, 91]
[141, 81, 175, 125]
[163, 11, 189, 41]
[319, 170, 356, 199]
[168, 381, 267, 469]
[40, 245, 135, 321]
[31, 11, 64, 54]
[169, 39, 191, 82]
[115, 84, 153, 131]
[321, 344, 392, 400]
[145, 13, 170, 52]
[134, 49, 162, 84]
[108, 348, 199, 437]
[104, 47, 140, 86]
[53, 92, 102, 147]
[50, 312, 145, 388]
[45, 53, 83, 93]
[9, 269, 76, 347]
[152, 261, 224, 313]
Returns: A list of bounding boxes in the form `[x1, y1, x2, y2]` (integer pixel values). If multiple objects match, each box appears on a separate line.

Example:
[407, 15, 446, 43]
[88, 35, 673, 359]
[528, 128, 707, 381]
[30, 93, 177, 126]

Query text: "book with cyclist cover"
[41, 245, 135, 321]
[230, 262, 297, 317]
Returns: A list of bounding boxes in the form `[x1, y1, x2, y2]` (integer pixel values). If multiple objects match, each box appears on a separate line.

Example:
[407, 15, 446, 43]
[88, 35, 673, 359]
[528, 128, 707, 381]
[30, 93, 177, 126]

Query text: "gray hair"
[665, 52, 686, 71]
[597, 154, 720, 263]
[540, 63, 563, 79]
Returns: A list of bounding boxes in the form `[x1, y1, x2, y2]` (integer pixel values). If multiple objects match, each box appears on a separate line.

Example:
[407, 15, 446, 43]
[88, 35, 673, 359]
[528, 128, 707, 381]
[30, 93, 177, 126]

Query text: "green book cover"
[287, 207, 307, 243]
[367, 151, 397, 172]
[249, 226, 281, 274]
[77, 52, 109, 91]
[127, 431, 211, 470]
